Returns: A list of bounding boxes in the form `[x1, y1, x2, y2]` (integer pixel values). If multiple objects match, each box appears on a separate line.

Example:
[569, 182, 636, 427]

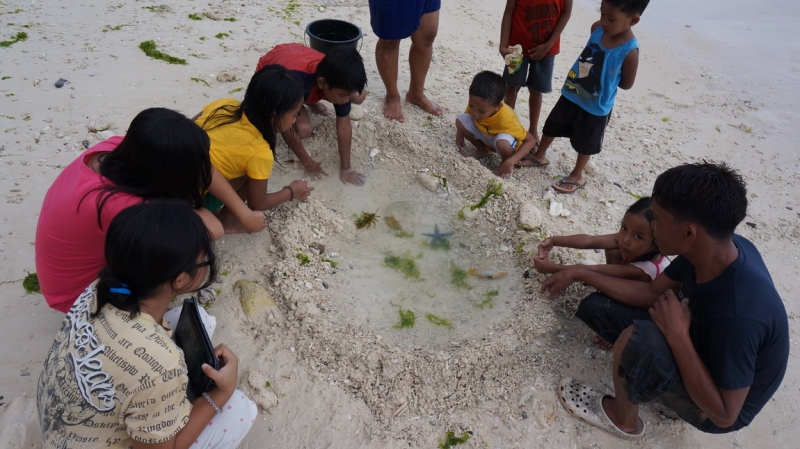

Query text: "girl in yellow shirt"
[196, 65, 314, 233]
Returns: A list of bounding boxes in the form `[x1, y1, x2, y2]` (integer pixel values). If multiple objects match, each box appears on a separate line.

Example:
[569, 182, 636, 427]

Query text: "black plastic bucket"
[305, 19, 362, 53]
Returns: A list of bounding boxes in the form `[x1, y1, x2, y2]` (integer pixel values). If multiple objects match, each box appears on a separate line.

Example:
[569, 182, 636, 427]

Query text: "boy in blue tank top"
[523, 0, 648, 193]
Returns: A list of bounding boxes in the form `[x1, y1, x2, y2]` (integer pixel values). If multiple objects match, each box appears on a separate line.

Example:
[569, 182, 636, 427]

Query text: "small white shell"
[369, 148, 380, 158]
[548, 201, 563, 217]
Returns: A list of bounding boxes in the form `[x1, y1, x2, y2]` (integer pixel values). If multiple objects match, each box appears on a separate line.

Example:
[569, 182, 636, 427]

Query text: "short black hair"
[652, 163, 747, 241]
[625, 196, 654, 223]
[603, 0, 650, 15]
[316, 46, 367, 94]
[469, 71, 505, 106]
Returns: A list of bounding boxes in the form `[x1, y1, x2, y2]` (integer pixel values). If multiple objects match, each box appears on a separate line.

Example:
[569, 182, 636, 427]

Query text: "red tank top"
[508, 0, 564, 57]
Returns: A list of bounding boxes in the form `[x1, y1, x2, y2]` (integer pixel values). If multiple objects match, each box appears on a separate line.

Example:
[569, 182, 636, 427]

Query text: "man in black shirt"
[541, 163, 789, 439]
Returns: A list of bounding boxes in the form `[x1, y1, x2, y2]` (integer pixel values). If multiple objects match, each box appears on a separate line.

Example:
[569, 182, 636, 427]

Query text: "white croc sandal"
[557, 377, 646, 440]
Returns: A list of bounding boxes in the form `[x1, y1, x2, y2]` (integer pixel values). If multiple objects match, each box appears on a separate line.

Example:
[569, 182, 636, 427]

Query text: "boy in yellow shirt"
[456, 71, 538, 178]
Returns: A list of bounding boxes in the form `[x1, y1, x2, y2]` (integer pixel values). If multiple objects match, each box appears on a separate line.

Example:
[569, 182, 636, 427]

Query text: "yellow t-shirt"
[37, 283, 192, 448]
[466, 103, 527, 149]
[196, 98, 274, 180]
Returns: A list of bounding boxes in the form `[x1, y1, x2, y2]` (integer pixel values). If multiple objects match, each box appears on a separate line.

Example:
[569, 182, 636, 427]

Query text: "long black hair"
[93, 200, 218, 318]
[89, 108, 212, 228]
[202, 64, 304, 154]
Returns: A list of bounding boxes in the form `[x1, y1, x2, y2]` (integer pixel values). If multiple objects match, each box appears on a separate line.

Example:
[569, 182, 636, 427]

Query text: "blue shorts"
[369, 0, 441, 40]
[502, 55, 555, 94]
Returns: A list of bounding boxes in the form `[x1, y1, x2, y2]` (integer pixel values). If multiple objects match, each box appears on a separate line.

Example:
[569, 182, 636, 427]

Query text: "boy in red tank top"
[499, 0, 572, 152]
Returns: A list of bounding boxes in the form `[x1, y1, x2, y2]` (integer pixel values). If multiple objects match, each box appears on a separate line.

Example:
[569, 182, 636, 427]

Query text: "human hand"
[537, 238, 554, 259]
[499, 45, 512, 57]
[528, 43, 551, 61]
[202, 343, 239, 394]
[648, 289, 691, 343]
[340, 168, 366, 186]
[493, 161, 514, 179]
[533, 255, 559, 274]
[303, 161, 329, 181]
[539, 269, 576, 299]
[289, 179, 313, 201]
[455, 132, 465, 150]
[240, 210, 269, 233]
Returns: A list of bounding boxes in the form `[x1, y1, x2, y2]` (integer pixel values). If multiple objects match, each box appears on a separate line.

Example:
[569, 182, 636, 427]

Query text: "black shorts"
[542, 95, 610, 155]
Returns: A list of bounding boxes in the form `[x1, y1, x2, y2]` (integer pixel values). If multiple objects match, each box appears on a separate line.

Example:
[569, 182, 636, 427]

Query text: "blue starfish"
[421, 224, 454, 247]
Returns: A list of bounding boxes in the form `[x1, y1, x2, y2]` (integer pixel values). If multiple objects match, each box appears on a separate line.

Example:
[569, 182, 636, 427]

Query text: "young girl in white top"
[533, 197, 669, 281]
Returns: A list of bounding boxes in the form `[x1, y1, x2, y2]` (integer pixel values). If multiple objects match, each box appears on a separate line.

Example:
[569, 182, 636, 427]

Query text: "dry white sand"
[0, 0, 798, 447]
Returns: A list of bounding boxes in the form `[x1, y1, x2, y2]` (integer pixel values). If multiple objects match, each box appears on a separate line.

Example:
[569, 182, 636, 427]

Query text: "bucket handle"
[303, 30, 364, 53]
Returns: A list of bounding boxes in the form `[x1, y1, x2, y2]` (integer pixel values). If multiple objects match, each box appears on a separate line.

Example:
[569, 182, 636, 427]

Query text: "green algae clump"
[139, 40, 187, 65]
[476, 289, 498, 309]
[23, 272, 40, 294]
[450, 263, 471, 290]
[393, 308, 416, 329]
[425, 312, 453, 328]
[458, 179, 503, 219]
[439, 431, 470, 449]
[384, 253, 422, 281]
[0, 32, 27, 48]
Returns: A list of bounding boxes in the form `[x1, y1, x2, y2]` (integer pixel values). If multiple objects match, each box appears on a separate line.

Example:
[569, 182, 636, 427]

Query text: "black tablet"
[172, 298, 219, 399]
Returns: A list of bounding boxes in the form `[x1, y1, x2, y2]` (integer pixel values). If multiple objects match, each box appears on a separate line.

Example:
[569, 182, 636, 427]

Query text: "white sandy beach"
[0, 0, 798, 447]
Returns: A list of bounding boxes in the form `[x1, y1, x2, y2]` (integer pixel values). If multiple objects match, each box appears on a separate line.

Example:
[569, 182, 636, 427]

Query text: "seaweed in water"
[425, 312, 453, 328]
[138, 40, 187, 65]
[476, 290, 498, 309]
[439, 431, 470, 449]
[393, 231, 414, 238]
[458, 179, 503, 219]
[384, 215, 402, 230]
[22, 272, 40, 294]
[384, 253, 422, 281]
[354, 210, 380, 229]
[393, 307, 416, 329]
[450, 263, 472, 290]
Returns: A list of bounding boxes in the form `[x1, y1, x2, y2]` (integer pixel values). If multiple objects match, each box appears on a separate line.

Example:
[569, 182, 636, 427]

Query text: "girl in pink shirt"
[35, 108, 225, 312]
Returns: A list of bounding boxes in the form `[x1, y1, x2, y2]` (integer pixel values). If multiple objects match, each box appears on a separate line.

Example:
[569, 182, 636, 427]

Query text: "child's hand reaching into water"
[340, 168, 366, 186]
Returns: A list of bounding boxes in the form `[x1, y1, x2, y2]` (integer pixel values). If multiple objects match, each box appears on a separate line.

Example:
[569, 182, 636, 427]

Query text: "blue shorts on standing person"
[369, 0, 441, 40]
[502, 55, 556, 93]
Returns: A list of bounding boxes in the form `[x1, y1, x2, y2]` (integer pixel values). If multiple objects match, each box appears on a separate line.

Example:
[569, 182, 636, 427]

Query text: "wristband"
[283, 185, 294, 201]
[202, 392, 222, 414]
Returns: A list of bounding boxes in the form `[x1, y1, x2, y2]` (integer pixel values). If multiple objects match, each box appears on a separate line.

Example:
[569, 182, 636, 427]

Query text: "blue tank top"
[561, 27, 638, 116]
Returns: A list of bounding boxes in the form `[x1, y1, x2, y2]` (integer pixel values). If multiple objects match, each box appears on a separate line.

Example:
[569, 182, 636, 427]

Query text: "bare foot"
[592, 335, 613, 352]
[405, 91, 442, 116]
[383, 95, 405, 122]
[460, 146, 491, 159]
[307, 102, 329, 116]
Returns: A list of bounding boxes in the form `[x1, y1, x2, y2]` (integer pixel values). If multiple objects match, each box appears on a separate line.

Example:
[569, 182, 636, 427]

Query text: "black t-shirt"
[664, 235, 789, 433]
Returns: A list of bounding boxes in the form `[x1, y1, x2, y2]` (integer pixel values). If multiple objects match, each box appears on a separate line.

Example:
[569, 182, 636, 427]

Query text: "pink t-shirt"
[35, 137, 142, 313]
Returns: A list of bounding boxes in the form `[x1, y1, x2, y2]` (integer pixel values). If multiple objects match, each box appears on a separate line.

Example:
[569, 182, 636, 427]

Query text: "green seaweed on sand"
[188, 13, 203, 20]
[215, 33, 229, 39]
[190, 77, 210, 87]
[296, 253, 310, 266]
[458, 179, 502, 219]
[432, 174, 448, 188]
[394, 231, 414, 238]
[139, 40, 187, 65]
[354, 210, 380, 229]
[439, 431, 470, 449]
[476, 290, 498, 309]
[384, 252, 422, 281]
[450, 263, 471, 290]
[393, 307, 416, 329]
[23, 272, 40, 294]
[228, 87, 244, 94]
[425, 312, 453, 328]
[321, 258, 338, 268]
[0, 32, 27, 48]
